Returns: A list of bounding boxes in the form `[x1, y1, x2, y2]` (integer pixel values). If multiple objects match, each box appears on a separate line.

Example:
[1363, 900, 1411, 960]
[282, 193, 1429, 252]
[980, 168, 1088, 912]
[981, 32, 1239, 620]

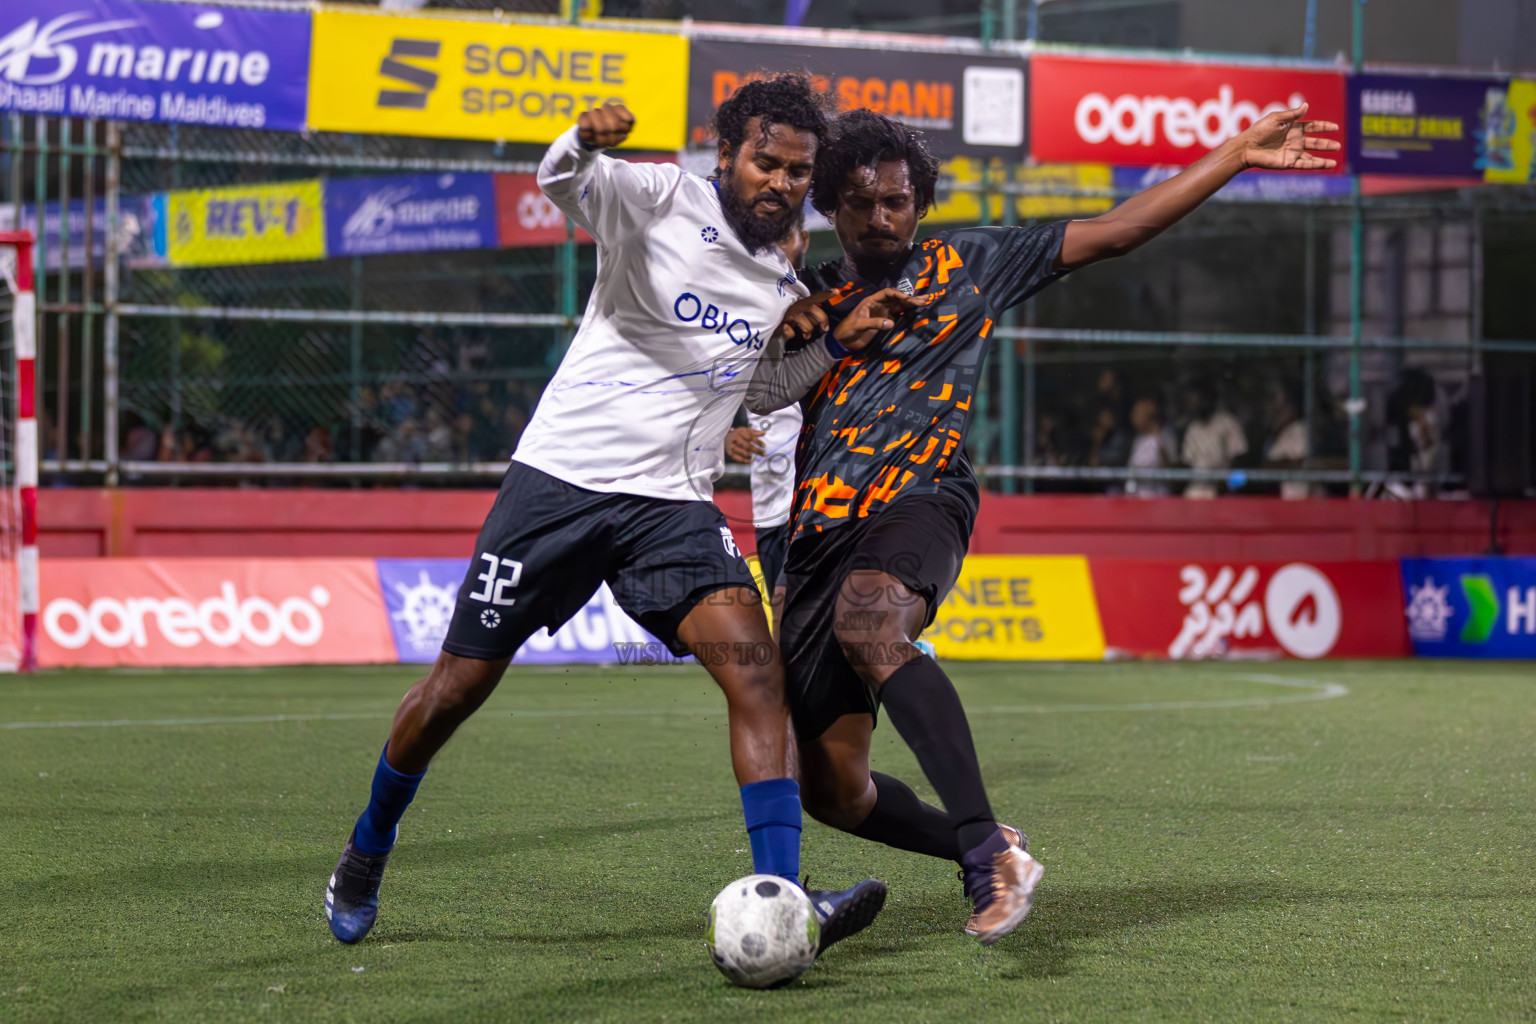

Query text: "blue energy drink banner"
[0, 0, 310, 130]
[1401, 557, 1536, 659]
[1350, 73, 1510, 176]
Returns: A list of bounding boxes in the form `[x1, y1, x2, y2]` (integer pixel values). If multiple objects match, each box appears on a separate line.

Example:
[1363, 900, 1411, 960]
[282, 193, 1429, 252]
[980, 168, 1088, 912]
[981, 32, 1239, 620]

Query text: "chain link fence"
[3, 46, 1536, 495]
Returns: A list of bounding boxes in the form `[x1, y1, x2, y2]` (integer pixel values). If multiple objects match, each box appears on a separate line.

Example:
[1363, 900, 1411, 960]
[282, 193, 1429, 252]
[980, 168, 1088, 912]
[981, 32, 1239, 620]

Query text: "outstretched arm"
[745, 288, 923, 413]
[1058, 103, 1340, 270]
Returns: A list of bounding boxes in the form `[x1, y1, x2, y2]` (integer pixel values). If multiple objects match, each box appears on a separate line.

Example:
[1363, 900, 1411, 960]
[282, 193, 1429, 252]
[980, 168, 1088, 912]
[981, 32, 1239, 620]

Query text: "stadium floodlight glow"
[0, 230, 38, 673]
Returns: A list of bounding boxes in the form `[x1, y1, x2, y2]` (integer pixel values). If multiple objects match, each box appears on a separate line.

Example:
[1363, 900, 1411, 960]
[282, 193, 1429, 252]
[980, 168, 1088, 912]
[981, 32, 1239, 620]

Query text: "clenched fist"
[578, 103, 635, 149]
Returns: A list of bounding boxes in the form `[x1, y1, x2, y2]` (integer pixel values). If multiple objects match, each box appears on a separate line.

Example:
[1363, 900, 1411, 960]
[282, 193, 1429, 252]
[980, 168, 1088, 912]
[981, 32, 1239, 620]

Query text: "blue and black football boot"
[325, 830, 390, 944]
[804, 877, 889, 954]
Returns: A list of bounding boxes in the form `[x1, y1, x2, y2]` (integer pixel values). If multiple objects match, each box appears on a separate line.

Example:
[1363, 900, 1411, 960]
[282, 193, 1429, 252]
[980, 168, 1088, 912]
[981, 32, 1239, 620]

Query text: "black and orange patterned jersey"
[790, 222, 1069, 541]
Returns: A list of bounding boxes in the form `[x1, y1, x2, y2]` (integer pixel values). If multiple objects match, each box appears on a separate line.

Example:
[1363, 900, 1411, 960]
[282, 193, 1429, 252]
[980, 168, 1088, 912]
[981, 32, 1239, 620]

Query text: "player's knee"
[800, 770, 871, 831]
[729, 660, 785, 710]
[832, 623, 914, 691]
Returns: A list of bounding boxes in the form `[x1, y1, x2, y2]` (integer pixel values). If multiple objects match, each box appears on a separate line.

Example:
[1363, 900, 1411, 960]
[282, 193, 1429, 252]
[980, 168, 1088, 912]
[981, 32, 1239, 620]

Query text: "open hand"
[833, 288, 927, 352]
[1240, 103, 1341, 171]
[578, 103, 635, 149]
[725, 426, 766, 462]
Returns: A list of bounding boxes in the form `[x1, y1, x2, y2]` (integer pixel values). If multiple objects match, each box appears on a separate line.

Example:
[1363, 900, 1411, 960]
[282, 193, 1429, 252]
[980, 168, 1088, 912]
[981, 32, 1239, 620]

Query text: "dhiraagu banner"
[166, 180, 325, 267]
[921, 555, 1105, 661]
[306, 7, 687, 150]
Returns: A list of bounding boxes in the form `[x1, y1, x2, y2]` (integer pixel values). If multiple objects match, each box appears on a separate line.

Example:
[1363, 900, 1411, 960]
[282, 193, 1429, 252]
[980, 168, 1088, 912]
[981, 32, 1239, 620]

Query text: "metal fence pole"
[1348, 177, 1365, 497]
[57, 118, 71, 465]
[350, 256, 364, 462]
[999, 171, 1019, 494]
[975, 160, 993, 469]
[81, 120, 96, 466]
[1303, 206, 1317, 479]
[1348, 0, 1366, 495]
[32, 116, 46, 447]
[103, 121, 120, 485]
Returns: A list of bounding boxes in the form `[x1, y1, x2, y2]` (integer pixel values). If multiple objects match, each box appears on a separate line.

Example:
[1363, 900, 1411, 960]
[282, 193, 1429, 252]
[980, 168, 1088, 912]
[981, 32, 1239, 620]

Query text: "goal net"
[0, 231, 36, 672]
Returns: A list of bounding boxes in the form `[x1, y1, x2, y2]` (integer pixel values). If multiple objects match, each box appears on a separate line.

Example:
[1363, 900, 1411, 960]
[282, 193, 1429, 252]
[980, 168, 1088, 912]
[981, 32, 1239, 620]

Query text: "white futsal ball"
[705, 874, 819, 988]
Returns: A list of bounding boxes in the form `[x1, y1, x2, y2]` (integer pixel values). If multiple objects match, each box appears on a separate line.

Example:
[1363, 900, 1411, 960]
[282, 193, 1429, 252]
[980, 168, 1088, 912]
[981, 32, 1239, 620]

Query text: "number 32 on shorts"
[469, 554, 523, 606]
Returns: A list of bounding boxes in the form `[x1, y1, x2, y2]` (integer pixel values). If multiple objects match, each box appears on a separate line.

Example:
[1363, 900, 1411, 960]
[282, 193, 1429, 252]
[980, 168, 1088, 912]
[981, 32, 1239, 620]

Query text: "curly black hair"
[711, 73, 830, 157]
[810, 109, 940, 218]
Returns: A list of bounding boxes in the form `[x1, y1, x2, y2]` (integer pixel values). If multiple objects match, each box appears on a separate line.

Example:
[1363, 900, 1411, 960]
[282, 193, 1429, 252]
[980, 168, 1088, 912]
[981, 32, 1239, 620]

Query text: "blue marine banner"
[1401, 557, 1536, 659]
[1, 196, 164, 269]
[1113, 166, 1356, 202]
[0, 0, 310, 130]
[325, 173, 498, 258]
[375, 558, 669, 665]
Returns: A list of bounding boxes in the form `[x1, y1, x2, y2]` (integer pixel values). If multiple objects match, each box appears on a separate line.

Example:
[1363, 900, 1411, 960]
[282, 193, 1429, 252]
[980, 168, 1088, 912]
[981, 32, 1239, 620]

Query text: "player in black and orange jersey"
[752, 107, 1339, 943]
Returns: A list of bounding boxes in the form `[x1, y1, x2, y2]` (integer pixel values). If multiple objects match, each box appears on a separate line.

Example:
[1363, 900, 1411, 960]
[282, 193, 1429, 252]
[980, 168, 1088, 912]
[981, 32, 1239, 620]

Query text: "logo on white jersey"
[701, 225, 719, 243]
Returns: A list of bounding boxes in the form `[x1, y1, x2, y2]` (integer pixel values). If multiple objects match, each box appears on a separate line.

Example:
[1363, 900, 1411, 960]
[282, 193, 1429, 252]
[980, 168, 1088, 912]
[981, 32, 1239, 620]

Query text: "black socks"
[849, 771, 960, 861]
[878, 655, 998, 855]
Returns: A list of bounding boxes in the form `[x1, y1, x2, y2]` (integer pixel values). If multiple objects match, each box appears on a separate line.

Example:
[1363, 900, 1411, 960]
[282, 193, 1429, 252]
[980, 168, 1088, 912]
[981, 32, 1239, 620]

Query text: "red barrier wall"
[36, 489, 1535, 559]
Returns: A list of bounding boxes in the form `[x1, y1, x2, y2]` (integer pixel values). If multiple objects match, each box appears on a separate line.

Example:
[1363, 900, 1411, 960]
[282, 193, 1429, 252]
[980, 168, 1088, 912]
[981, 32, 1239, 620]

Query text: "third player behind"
[753, 104, 1340, 943]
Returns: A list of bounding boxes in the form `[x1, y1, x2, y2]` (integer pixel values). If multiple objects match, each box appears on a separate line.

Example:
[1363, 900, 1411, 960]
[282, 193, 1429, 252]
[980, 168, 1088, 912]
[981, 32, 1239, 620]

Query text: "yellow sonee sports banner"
[167, 180, 325, 268]
[921, 555, 1106, 661]
[308, 7, 687, 150]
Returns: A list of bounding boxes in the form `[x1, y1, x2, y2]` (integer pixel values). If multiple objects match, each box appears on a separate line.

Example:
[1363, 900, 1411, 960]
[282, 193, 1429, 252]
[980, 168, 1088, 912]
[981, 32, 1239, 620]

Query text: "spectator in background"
[1096, 368, 1128, 424]
[1032, 410, 1071, 469]
[1388, 368, 1441, 496]
[1087, 404, 1132, 493]
[1180, 379, 1248, 499]
[303, 426, 333, 463]
[1088, 405, 1132, 467]
[1262, 381, 1311, 499]
[1126, 396, 1177, 496]
[122, 415, 158, 462]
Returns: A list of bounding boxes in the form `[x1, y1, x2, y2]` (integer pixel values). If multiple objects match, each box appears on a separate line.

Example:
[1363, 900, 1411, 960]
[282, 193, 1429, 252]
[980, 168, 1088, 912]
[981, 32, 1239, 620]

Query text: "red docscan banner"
[1090, 560, 1408, 660]
[39, 559, 395, 668]
[1029, 55, 1347, 168]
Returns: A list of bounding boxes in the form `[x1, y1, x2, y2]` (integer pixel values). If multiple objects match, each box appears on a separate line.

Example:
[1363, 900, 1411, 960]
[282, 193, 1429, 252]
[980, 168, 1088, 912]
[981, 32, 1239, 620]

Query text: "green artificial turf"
[1, 660, 1532, 1022]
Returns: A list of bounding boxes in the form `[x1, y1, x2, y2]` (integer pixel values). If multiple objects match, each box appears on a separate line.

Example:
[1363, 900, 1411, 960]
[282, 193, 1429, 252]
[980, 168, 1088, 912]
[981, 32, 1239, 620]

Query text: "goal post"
[0, 230, 37, 673]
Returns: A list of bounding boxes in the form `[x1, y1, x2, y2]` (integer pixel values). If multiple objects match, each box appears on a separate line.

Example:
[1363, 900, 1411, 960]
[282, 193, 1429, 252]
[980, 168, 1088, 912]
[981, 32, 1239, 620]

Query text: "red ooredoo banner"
[1090, 559, 1408, 660]
[1029, 56, 1347, 169]
[39, 559, 396, 668]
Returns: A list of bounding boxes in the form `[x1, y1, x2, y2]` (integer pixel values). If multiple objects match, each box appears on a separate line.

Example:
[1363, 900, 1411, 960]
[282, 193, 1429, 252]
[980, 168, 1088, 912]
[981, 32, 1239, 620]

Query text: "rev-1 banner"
[0, 0, 310, 130]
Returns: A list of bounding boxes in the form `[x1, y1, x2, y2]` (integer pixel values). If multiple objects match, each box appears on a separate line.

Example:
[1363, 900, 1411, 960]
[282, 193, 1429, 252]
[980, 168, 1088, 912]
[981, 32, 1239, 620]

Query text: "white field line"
[0, 673, 1347, 730]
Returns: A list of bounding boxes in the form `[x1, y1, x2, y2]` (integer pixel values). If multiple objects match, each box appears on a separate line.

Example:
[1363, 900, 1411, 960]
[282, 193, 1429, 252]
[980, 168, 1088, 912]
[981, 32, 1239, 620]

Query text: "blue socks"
[354, 745, 426, 856]
[740, 777, 802, 883]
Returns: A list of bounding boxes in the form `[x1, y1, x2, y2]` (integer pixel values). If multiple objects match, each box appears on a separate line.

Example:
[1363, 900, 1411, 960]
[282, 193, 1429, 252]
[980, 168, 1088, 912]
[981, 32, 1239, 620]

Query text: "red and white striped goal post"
[0, 230, 37, 672]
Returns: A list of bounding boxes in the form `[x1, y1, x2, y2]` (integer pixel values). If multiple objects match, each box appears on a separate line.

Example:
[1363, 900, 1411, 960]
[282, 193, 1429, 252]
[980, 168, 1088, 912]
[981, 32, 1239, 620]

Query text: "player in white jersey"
[325, 77, 910, 951]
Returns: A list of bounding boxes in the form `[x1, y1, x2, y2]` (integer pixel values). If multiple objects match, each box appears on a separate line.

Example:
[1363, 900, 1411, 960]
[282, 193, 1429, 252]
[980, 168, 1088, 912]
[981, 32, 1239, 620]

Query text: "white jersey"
[515, 128, 811, 502]
[748, 405, 803, 528]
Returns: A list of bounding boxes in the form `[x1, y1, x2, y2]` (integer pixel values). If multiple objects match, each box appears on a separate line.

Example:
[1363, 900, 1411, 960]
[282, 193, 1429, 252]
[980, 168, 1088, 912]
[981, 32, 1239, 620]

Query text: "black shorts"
[754, 523, 790, 595]
[779, 490, 974, 740]
[442, 461, 758, 660]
